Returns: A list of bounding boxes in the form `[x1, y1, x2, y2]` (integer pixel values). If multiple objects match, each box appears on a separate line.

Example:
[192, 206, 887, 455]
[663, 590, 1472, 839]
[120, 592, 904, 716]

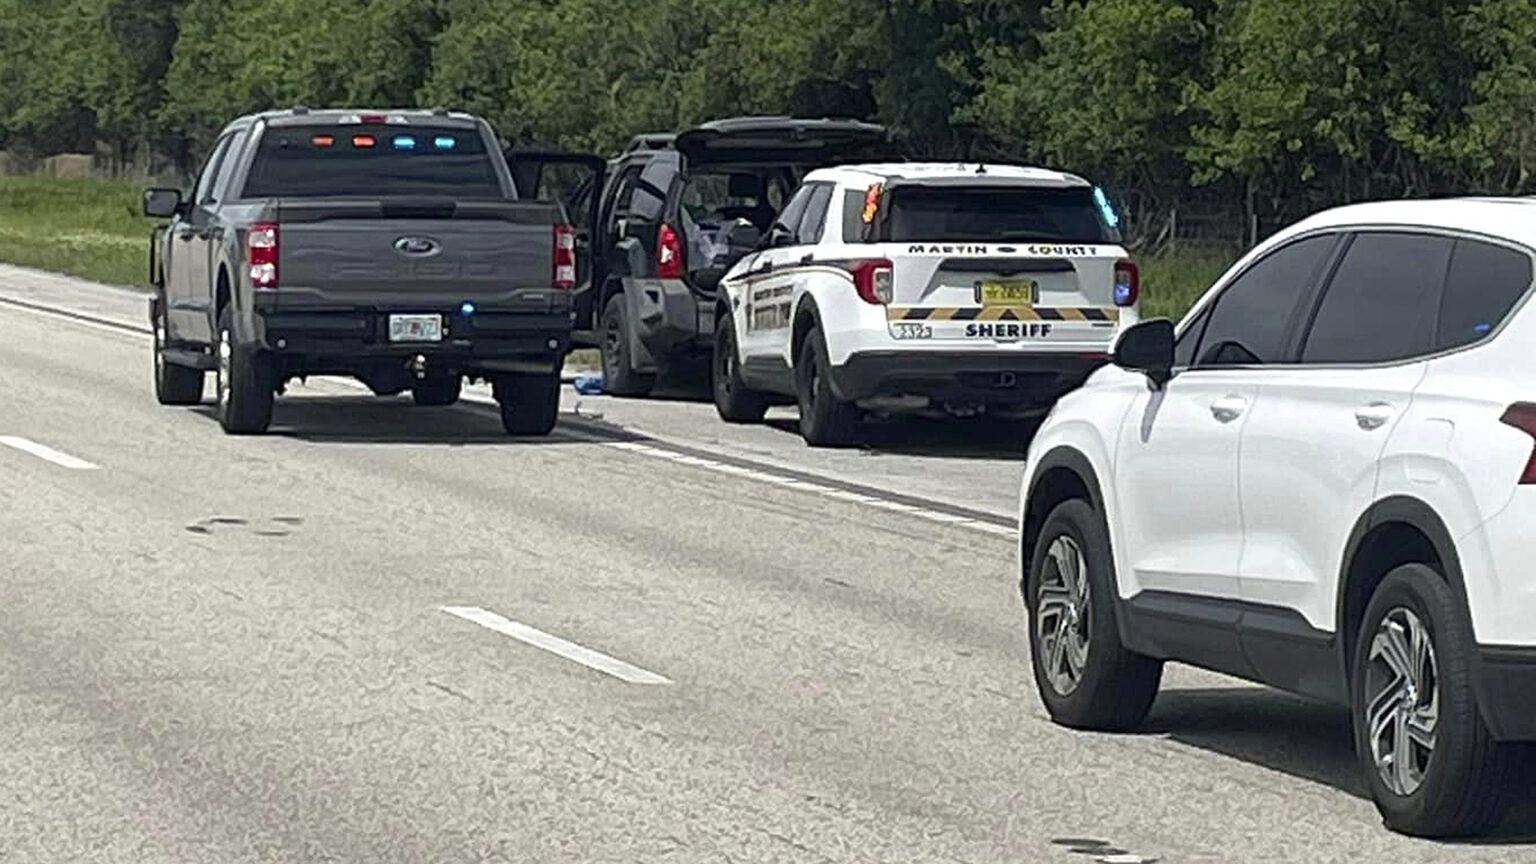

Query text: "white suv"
[1017, 199, 1536, 837]
[710, 163, 1138, 446]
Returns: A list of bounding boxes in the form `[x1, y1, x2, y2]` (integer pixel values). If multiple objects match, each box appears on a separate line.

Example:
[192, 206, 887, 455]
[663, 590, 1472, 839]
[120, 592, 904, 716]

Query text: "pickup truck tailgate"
[274, 199, 561, 311]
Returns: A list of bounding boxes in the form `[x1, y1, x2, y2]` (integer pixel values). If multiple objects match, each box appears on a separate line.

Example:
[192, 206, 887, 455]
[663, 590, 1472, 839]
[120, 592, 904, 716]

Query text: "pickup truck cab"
[710, 163, 1137, 446]
[508, 116, 889, 396]
[144, 107, 573, 436]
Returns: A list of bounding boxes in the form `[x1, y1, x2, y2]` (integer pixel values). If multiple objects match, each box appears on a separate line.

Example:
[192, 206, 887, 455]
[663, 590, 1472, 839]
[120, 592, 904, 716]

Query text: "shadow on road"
[760, 414, 1038, 461]
[1148, 686, 1536, 841]
[188, 397, 631, 446]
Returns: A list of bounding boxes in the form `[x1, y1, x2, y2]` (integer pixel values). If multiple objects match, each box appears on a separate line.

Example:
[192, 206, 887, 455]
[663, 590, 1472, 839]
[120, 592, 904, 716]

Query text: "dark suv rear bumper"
[1477, 646, 1536, 740]
[827, 350, 1110, 406]
[255, 308, 569, 370]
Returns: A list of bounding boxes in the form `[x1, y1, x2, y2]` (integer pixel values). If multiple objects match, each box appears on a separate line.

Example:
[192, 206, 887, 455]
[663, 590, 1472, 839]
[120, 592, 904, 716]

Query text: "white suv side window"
[1191, 234, 1339, 367]
[1299, 232, 1452, 365]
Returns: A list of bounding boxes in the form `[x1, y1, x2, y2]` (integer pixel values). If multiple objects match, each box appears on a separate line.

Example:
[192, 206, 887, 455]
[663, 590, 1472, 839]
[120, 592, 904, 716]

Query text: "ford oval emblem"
[394, 236, 442, 258]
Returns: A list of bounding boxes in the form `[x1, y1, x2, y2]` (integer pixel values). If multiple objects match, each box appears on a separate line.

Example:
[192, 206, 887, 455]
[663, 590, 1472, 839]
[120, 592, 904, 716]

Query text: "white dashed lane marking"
[441, 606, 673, 685]
[0, 436, 100, 470]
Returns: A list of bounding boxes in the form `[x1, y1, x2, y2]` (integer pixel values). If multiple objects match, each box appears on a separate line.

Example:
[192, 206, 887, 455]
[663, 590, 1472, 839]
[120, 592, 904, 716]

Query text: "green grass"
[1137, 251, 1235, 321]
[0, 175, 156, 288]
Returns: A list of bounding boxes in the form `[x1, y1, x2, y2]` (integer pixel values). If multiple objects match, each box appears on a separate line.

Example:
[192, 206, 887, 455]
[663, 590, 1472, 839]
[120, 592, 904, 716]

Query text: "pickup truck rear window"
[242, 125, 506, 199]
[879, 186, 1117, 244]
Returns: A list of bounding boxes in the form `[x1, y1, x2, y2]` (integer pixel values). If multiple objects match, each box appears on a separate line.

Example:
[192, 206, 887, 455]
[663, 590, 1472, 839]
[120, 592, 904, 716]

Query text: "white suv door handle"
[1210, 394, 1248, 424]
[1355, 402, 1396, 431]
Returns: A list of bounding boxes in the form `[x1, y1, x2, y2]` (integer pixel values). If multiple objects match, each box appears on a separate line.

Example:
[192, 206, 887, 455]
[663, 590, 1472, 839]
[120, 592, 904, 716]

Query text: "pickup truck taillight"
[248, 223, 279, 290]
[554, 223, 576, 290]
[1114, 259, 1139, 307]
[849, 258, 893, 305]
[656, 223, 684, 279]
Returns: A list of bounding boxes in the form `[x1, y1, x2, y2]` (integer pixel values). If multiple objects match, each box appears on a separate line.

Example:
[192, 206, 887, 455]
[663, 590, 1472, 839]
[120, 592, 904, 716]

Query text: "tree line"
[1, 0, 1532, 247]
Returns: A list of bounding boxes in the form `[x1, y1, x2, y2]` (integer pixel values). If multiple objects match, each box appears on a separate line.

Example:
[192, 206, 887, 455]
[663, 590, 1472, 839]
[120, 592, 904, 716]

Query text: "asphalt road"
[2, 265, 1534, 864]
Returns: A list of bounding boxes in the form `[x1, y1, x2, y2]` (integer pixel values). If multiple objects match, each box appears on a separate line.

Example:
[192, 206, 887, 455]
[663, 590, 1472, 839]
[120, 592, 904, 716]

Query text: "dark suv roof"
[618, 116, 889, 166]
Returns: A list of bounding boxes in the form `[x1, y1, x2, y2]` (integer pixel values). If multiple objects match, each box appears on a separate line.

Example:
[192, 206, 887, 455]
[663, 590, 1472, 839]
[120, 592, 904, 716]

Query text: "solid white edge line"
[441, 605, 672, 685]
[0, 436, 100, 470]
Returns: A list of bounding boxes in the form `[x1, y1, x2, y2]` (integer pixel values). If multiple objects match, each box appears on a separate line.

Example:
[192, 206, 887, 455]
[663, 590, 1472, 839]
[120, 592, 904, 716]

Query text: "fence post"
[1249, 213, 1259, 249]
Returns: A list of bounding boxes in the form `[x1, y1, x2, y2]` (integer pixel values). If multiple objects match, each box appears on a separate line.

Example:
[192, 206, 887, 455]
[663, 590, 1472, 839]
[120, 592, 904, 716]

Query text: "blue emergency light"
[435, 136, 457, 150]
[393, 135, 417, 150]
[1093, 186, 1120, 229]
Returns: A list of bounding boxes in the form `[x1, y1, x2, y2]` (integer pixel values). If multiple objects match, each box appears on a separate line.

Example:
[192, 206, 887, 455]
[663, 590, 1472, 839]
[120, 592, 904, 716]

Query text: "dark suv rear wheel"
[601, 294, 655, 397]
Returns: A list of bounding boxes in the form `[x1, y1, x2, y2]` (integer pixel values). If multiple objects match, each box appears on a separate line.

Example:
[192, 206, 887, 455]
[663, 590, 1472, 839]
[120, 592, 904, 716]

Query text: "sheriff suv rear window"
[877, 185, 1117, 244]
[242, 125, 506, 199]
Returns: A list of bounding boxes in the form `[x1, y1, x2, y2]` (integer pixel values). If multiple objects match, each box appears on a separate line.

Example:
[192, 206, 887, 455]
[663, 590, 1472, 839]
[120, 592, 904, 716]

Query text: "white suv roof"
[1278, 198, 1536, 248]
[804, 162, 1091, 189]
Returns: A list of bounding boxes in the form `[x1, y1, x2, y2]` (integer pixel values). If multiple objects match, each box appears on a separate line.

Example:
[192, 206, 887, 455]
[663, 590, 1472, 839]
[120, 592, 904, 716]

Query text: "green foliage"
[0, 0, 1531, 243]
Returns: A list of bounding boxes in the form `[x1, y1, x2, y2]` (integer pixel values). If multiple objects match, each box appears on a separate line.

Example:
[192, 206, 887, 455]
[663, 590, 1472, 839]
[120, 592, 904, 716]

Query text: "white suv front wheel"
[1027, 499, 1162, 731]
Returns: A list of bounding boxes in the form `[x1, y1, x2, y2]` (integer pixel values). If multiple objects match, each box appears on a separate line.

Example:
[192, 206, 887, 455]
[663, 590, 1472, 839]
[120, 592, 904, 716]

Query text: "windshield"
[242, 124, 506, 199]
[881, 185, 1118, 244]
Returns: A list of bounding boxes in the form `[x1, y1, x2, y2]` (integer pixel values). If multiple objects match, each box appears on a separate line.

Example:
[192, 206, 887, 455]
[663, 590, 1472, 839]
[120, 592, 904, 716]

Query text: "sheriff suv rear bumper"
[827, 350, 1110, 406]
[256, 308, 569, 369]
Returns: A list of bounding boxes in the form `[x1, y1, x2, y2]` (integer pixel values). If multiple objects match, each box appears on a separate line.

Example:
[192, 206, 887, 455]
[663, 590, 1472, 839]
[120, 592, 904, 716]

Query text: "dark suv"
[510, 116, 888, 396]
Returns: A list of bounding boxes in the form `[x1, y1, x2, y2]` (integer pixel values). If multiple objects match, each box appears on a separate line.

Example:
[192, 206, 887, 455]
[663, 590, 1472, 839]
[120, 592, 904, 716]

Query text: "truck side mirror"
[144, 187, 183, 219]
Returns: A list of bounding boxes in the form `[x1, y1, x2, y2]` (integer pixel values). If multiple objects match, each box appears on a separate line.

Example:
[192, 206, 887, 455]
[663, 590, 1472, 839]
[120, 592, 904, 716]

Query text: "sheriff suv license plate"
[977, 279, 1039, 306]
[388, 314, 443, 343]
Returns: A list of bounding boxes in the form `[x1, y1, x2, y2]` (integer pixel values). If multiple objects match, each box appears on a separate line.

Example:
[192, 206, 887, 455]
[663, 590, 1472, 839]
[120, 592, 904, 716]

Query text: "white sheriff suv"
[1018, 198, 1536, 837]
[710, 163, 1138, 446]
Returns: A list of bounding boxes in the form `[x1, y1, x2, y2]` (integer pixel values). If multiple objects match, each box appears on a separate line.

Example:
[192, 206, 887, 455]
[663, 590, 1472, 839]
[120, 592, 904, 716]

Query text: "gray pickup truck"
[144, 107, 573, 436]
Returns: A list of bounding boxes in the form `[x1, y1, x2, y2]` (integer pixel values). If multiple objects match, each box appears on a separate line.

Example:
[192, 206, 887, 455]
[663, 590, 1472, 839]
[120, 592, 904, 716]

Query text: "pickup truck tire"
[411, 375, 462, 407]
[600, 294, 655, 397]
[794, 324, 860, 447]
[494, 371, 560, 436]
[153, 295, 205, 406]
[215, 306, 275, 435]
[712, 311, 769, 423]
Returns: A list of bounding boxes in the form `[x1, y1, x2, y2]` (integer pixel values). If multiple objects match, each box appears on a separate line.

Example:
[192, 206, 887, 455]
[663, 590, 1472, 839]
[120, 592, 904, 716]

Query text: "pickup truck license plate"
[388, 314, 443, 343]
[977, 279, 1038, 306]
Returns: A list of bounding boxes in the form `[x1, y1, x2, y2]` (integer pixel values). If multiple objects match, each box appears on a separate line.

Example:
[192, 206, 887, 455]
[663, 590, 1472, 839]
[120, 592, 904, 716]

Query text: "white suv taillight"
[553, 223, 576, 290]
[1114, 259, 1139, 307]
[1500, 403, 1536, 484]
[850, 258, 893, 305]
[248, 223, 278, 289]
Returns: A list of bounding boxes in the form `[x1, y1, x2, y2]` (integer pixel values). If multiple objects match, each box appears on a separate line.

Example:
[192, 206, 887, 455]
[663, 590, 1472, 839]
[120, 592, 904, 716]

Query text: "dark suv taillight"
[248, 223, 278, 290]
[1500, 403, 1536, 484]
[554, 223, 576, 290]
[657, 223, 684, 279]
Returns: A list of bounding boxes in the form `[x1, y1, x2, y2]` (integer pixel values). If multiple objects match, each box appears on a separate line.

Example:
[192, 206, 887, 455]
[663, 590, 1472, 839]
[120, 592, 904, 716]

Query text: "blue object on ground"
[572, 373, 605, 395]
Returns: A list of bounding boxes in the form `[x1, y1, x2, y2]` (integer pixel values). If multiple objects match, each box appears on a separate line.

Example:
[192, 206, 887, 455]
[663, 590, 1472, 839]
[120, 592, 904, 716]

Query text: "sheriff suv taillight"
[850, 258, 893, 305]
[248, 223, 279, 289]
[1114, 259, 1139, 307]
[657, 222, 684, 279]
[554, 223, 576, 290]
[1499, 403, 1536, 484]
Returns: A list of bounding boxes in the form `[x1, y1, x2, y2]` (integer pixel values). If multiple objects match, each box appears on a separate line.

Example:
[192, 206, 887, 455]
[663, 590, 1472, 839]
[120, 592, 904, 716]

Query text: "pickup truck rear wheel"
[215, 306, 275, 435]
[494, 370, 560, 436]
[794, 324, 860, 447]
[411, 374, 462, 407]
[153, 295, 205, 406]
[600, 294, 655, 397]
[713, 311, 769, 423]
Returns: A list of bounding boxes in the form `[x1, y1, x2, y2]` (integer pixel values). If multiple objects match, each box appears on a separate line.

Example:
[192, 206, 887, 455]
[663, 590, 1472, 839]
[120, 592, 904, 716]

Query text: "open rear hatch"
[674, 116, 890, 167]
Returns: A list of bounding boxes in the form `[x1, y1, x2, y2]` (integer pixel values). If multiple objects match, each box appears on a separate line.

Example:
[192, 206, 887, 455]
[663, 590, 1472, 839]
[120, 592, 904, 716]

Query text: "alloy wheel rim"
[1036, 535, 1091, 696]
[1364, 606, 1439, 796]
[718, 337, 734, 398]
[604, 314, 622, 376]
[154, 320, 165, 377]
